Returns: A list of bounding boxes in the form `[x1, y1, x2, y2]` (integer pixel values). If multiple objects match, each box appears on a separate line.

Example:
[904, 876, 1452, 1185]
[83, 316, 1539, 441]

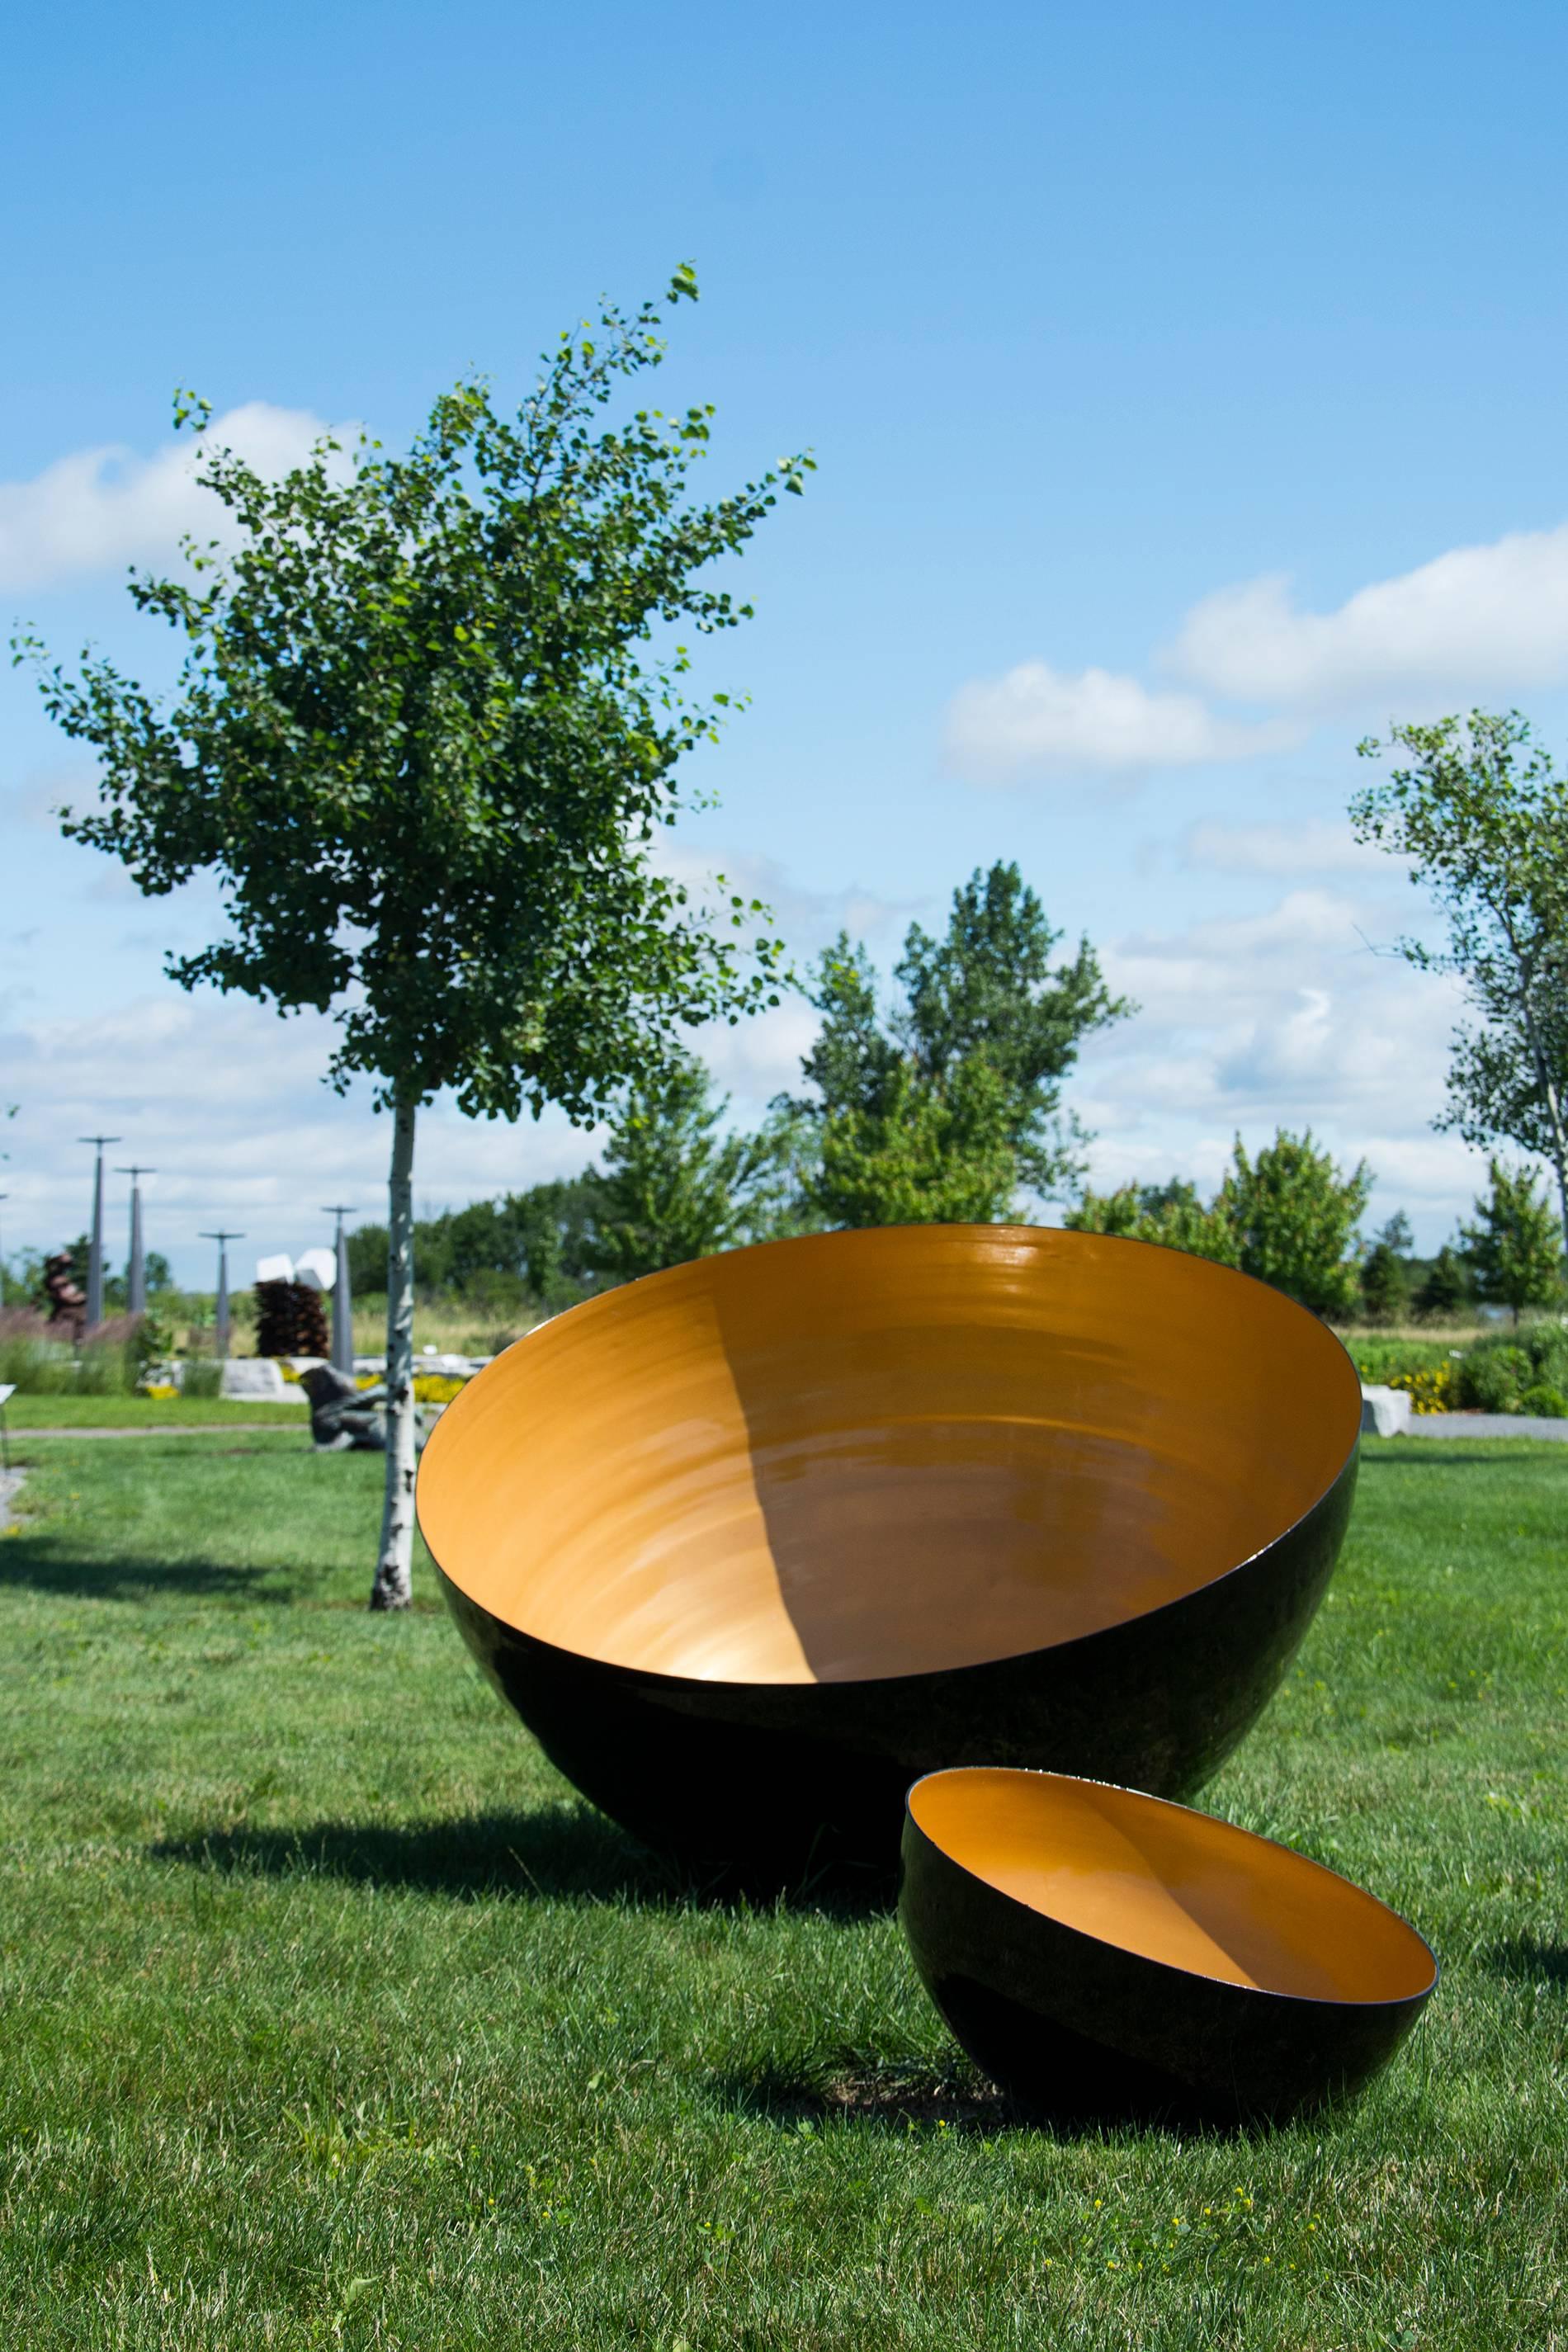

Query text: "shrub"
[1457, 1343, 1531, 1414]
[1519, 1320, 1568, 1391]
[180, 1357, 224, 1399]
[1348, 1337, 1455, 1384]
[0, 1311, 73, 1393]
[0, 1310, 135, 1395]
[1518, 1382, 1568, 1418]
[1386, 1363, 1457, 1414]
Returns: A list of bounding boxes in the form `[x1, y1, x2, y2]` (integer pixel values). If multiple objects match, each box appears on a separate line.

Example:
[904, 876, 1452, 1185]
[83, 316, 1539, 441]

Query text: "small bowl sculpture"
[418, 1224, 1363, 1880]
[900, 1768, 1438, 2125]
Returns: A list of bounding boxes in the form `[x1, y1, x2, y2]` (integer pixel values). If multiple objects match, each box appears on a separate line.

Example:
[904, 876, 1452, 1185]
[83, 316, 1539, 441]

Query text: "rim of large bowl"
[418, 1223, 1367, 1688]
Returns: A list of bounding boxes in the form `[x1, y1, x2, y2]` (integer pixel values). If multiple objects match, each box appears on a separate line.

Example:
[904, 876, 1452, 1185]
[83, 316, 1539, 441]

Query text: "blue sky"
[6, 0, 1568, 1278]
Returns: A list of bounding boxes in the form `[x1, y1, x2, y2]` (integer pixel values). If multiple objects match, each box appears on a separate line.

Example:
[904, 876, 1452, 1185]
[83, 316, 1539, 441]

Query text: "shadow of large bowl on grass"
[418, 1225, 1362, 1882]
[900, 1768, 1438, 2127]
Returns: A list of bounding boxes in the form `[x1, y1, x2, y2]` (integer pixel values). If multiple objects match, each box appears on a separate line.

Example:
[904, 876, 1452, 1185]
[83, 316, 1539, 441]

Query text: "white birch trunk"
[370, 1094, 418, 1611]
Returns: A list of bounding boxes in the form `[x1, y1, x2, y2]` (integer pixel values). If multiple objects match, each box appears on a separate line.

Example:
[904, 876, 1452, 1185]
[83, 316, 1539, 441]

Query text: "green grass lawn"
[0, 1437, 1563, 2350]
[2, 1392, 311, 1429]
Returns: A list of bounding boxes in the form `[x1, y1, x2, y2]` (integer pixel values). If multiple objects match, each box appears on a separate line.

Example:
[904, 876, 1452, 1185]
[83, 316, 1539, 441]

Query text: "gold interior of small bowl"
[418, 1225, 1360, 1688]
[909, 1769, 1435, 2002]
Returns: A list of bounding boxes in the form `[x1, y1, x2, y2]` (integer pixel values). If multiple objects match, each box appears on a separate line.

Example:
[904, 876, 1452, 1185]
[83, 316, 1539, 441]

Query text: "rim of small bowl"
[418, 1223, 1367, 1688]
[903, 1764, 1440, 2010]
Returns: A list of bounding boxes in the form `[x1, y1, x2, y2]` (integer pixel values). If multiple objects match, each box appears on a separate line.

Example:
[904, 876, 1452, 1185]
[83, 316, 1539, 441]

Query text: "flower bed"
[1350, 1327, 1568, 1416]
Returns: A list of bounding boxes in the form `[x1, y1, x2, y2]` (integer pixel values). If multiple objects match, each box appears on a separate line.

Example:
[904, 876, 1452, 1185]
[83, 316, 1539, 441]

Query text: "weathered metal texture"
[419, 1225, 1363, 1881]
[899, 1768, 1437, 2126]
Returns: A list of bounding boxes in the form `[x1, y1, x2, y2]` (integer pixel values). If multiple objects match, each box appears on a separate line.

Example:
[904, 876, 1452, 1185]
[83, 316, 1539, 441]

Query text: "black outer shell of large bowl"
[897, 1781, 1437, 2127]
[424, 1224, 1363, 1886]
[436, 1453, 1357, 1886]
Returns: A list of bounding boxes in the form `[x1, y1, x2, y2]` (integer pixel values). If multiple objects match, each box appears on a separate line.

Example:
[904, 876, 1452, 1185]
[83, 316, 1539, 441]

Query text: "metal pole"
[323, 1205, 357, 1375]
[80, 1136, 120, 1327]
[116, 1165, 156, 1316]
[201, 1230, 244, 1362]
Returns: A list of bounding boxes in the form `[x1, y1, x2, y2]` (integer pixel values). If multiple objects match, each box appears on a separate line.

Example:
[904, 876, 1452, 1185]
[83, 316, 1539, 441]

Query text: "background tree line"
[347, 857, 1566, 1334]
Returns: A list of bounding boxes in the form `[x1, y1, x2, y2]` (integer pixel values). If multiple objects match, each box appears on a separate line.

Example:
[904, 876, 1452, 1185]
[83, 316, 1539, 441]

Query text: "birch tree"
[15, 267, 810, 1607]
[1353, 710, 1568, 1259]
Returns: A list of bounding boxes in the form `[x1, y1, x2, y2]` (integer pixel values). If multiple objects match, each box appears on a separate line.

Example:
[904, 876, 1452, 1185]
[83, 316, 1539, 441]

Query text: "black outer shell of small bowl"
[896, 1779, 1438, 2128]
[437, 1448, 1356, 1886]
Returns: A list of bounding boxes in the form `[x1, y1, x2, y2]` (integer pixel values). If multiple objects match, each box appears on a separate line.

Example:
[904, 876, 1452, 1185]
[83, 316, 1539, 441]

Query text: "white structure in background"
[295, 1246, 337, 1291]
[1359, 1383, 1414, 1437]
[255, 1247, 336, 1290]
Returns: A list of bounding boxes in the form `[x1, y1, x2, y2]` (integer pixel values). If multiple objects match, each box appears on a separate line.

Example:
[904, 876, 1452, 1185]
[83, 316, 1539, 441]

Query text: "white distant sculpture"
[295, 1246, 337, 1292]
[254, 1246, 337, 1290]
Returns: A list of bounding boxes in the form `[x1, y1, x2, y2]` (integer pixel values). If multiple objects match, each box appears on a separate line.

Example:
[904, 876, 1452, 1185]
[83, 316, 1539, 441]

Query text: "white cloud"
[942, 660, 1301, 782]
[696, 997, 820, 1101]
[1166, 519, 1568, 711]
[1070, 882, 1488, 1241]
[1180, 817, 1385, 876]
[0, 993, 594, 1282]
[654, 842, 923, 957]
[0, 403, 356, 593]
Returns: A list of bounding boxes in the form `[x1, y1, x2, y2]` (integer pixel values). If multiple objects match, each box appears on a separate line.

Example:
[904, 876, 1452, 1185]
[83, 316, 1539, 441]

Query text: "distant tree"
[1070, 1133, 1370, 1314]
[1065, 1177, 1240, 1266]
[578, 1053, 798, 1281]
[1414, 1240, 1472, 1322]
[18, 268, 810, 1608]
[809, 1049, 1021, 1229]
[1460, 1159, 1563, 1325]
[893, 863, 1131, 1196]
[1217, 1131, 1372, 1319]
[143, 1250, 173, 1295]
[1353, 711, 1568, 1261]
[1359, 1212, 1414, 1326]
[347, 1178, 603, 1316]
[785, 865, 1129, 1226]
[504, 1179, 601, 1310]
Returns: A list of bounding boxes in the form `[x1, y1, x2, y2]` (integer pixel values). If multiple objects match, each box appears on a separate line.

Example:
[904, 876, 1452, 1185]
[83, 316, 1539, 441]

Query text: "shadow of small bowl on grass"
[899, 1768, 1438, 2132]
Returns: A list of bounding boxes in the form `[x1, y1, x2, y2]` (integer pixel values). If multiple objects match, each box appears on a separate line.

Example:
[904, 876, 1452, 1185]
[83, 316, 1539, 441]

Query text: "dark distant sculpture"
[420, 1223, 1364, 1882]
[300, 1363, 426, 1454]
[41, 1250, 87, 1339]
[254, 1278, 331, 1359]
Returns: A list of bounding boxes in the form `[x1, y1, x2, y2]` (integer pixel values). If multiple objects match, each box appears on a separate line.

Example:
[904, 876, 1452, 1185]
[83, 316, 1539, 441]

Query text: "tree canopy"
[1353, 710, 1568, 1257]
[1067, 1129, 1372, 1317]
[784, 862, 1129, 1226]
[17, 267, 810, 1605]
[1460, 1159, 1562, 1325]
[1358, 1213, 1413, 1327]
[576, 1053, 800, 1282]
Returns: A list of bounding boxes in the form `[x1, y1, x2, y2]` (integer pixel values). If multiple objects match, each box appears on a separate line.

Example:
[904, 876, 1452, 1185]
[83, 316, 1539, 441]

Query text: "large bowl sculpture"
[900, 1768, 1438, 2124]
[418, 1224, 1363, 1879]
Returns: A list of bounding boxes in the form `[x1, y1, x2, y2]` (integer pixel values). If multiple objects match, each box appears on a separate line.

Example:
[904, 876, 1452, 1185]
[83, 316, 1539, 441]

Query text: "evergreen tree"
[893, 862, 1129, 1195]
[1460, 1159, 1563, 1325]
[1359, 1212, 1414, 1325]
[785, 864, 1128, 1226]
[580, 1054, 798, 1281]
[1414, 1240, 1472, 1321]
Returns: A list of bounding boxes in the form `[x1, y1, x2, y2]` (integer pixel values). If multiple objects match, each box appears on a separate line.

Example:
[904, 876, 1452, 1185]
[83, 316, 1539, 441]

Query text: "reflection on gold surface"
[418, 1225, 1361, 1686]
[909, 1769, 1436, 2003]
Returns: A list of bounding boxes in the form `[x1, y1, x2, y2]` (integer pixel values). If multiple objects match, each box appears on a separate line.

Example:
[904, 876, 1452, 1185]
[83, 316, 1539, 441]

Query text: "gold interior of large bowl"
[910, 1769, 1435, 2001]
[418, 1225, 1360, 1688]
